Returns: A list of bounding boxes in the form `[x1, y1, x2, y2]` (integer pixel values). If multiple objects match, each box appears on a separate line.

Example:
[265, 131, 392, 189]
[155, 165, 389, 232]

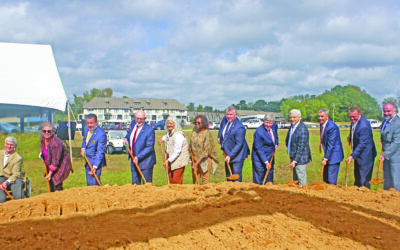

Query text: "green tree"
[280, 99, 306, 120]
[197, 104, 204, 112]
[304, 99, 328, 122]
[187, 102, 195, 111]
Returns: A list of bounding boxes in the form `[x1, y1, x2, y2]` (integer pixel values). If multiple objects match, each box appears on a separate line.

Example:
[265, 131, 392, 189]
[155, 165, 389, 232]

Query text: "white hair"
[5, 136, 17, 147]
[289, 109, 302, 118]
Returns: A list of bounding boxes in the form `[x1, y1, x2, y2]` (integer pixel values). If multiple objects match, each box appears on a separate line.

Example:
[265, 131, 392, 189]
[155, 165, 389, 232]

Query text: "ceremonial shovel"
[190, 151, 199, 185]
[125, 144, 147, 184]
[370, 157, 384, 185]
[83, 154, 101, 186]
[223, 152, 239, 180]
[262, 153, 275, 185]
[0, 183, 13, 200]
[160, 143, 170, 184]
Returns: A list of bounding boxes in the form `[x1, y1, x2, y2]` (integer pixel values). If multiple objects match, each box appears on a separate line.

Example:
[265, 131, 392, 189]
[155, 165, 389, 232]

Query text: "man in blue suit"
[124, 110, 156, 184]
[285, 109, 312, 186]
[252, 114, 278, 185]
[380, 103, 400, 191]
[218, 106, 250, 182]
[81, 114, 107, 186]
[346, 105, 377, 188]
[318, 109, 344, 185]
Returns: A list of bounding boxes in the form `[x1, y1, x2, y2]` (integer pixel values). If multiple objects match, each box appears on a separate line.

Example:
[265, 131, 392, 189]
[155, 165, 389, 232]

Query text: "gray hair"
[318, 108, 329, 115]
[226, 106, 237, 115]
[40, 122, 55, 132]
[262, 114, 275, 121]
[5, 136, 17, 147]
[166, 118, 182, 133]
[289, 109, 302, 118]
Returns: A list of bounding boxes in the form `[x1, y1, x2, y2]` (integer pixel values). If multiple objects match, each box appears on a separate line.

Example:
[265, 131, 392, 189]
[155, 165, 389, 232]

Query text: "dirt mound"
[0, 183, 399, 249]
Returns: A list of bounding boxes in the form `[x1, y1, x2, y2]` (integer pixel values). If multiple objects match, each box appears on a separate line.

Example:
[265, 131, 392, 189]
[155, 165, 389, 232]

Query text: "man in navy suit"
[285, 109, 312, 185]
[318, 109, 344, 185]
[218, 106, 250, 182]
[380, 103, 400, 191]
[124, 110, 156, 184]
[346, 105, 377, 188]
[252, 114, 278, 184]
[81, 114, 107, 186]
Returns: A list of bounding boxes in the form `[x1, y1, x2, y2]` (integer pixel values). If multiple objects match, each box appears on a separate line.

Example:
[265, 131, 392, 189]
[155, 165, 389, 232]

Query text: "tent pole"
[67, 102, 73, 163]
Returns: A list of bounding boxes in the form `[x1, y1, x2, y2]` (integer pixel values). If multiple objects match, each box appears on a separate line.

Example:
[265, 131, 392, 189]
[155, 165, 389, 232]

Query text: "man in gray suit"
[285, 109, 312, 185]
[380, 103, 400, 191]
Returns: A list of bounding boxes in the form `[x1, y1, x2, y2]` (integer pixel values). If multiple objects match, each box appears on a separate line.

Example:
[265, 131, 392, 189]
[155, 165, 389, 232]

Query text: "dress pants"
[0, 177, 24, 203]
[293, 164, 307, 185]
[354, 160, 373, 189]
[323, 163, 340, 185]
[131, 162, 153, 184]
[85, 165, 102, 186]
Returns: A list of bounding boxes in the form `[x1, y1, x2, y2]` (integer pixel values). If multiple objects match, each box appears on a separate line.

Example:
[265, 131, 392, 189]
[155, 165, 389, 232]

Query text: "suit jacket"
[40, 134, 73, 186]
[350, 115, 377, 163]
[381, 115, 400, 162]
[285, 121, 312, 165]
[251, 124, 278, 166]
[0, 150, 22, 182]
[82, 126, 107, 168]
[321, 119, 344, 165]
[125, 121, 156, 170]
[218, 117, 250, 163]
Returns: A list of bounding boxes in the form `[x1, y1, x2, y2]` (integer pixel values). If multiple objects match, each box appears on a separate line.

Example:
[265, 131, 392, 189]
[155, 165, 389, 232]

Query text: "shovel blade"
[227, 174, 240, 180]
[286, 180, 299, 185]
[369, 177, 383, 185]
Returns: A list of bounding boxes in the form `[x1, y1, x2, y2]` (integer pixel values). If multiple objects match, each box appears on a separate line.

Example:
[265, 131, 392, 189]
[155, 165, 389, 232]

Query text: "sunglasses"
[194, 122, 202, 125]
[42, 130, 52, 134]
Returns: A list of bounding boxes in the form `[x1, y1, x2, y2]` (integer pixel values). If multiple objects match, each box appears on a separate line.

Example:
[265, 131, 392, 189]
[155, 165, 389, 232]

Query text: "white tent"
[0, 42, 67, 118]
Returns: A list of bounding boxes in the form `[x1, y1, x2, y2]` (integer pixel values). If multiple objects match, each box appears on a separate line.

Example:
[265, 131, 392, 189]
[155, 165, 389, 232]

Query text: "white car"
[243, 119, 263, 129]
[368, 119, 381, 129]
[106, 130, 127, 154]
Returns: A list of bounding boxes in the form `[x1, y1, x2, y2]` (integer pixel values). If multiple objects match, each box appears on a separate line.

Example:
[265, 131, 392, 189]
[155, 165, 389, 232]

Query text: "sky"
[1, 0, 399, 109]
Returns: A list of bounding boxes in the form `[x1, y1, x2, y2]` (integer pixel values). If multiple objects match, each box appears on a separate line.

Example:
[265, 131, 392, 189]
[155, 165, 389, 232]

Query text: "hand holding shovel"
[125, 143, 147, 184]
[83, 154, 101, 186]
[223, 152, 239, 180]
[262, 153, 275, 185]
[0, 182, 13, 200]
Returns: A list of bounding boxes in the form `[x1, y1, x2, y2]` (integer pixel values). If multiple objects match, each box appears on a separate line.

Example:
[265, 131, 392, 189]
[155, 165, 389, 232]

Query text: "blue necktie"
[381, 119, 391, 133]
[287, 125, 294, 154]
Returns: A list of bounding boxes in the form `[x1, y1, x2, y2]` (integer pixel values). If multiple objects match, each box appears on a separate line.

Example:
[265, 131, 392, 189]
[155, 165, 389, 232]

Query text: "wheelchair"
[3, 172, 31, 201]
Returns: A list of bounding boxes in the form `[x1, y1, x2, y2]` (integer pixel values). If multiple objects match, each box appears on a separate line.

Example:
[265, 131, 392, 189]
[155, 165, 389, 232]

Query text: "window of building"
[117, 115, 122, 120]
[105, 101, 109, 105]
[152, 115, 156, 120]
[98, 114, 103, 119]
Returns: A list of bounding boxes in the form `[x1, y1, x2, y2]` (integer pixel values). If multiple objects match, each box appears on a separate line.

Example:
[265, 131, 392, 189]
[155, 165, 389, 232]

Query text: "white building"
[80, 97, 188, 124]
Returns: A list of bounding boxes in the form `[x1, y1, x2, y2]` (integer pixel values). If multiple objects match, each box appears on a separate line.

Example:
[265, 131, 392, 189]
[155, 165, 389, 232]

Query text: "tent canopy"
[0, 42, 67, 118]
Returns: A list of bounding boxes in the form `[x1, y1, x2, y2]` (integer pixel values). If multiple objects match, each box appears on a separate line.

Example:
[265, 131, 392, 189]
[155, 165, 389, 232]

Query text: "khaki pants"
[192, 157, 212, 184]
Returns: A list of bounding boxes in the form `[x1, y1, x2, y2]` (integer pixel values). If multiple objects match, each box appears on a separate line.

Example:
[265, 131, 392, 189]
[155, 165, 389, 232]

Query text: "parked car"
[243, 119, 263, 129]
[368, 119, 381, 129]
[106, 130, 127, 154]
[151, 120, 165, 130]
[0, 123, 20, 133]
[208, 121, 218, 130]
[276, 121, 290, 129]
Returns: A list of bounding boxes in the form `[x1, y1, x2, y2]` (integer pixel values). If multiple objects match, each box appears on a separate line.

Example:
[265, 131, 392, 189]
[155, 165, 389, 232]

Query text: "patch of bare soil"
[0, 182, 399, 249]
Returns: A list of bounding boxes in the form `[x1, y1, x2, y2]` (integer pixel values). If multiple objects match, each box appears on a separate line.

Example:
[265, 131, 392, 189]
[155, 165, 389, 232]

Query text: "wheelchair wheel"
[24, 177, 31, 198]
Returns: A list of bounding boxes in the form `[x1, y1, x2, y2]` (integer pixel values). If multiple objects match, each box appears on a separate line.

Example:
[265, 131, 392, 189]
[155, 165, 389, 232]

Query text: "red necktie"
[269, 129, 275, 144]
[131, 126, 139, 157]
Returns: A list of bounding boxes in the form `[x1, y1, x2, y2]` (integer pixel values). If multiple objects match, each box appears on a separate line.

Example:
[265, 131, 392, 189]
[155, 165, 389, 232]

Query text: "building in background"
[80, 97, 188, 125]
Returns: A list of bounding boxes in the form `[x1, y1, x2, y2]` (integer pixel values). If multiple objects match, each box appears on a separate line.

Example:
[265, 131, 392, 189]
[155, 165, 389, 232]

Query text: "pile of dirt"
[0, 182, 399, 249]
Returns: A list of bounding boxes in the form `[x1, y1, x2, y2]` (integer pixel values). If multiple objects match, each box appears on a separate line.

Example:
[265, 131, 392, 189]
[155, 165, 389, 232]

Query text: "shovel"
[43, 163, 51, 193]
[286, 165, 299, 184]
[223, 152, 240, 180]
[190, 151, 199, 185]
[83, 154, 101, 186]
[370, 157, 384, 185]
[0, 183, 13, 200]
[125, 144, 147, 184]
[160, 142, 170, 184]
[345, 143, 351, 187]
[262, 153, 275, 185]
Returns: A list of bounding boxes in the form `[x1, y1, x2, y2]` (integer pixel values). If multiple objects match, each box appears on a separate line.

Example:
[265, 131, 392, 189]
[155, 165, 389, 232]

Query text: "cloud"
[1, 0, 399, 110]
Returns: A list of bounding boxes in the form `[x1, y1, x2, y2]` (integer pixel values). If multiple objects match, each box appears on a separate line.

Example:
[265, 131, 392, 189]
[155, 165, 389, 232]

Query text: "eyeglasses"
[194, 122, 202, 125]
[42, 130, 52, 134]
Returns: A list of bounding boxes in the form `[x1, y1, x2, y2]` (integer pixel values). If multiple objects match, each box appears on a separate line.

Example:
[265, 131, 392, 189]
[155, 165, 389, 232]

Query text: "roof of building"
[83, 97, 187, 110]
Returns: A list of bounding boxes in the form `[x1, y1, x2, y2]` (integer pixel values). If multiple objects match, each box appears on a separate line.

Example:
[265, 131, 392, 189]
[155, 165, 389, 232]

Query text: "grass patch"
[0, 127, 383, 196]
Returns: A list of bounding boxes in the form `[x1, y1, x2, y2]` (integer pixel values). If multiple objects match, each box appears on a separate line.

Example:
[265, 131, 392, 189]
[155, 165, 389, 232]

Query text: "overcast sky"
[1, 0, 399, 109]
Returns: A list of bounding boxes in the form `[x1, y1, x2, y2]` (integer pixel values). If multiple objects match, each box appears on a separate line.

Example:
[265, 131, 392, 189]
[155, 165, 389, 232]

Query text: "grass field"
[0, 127, 384, 196]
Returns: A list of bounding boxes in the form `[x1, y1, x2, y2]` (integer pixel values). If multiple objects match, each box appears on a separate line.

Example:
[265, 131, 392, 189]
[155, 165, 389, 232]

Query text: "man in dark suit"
[346, 105, 377, 188]
[251, 114, 278, 184]
[318, 109, 344, 185]
[218, 106, 250, 182]
[81, 114, 107, 186]
[285, 109, 312, 185]
[380, 103, 400, 191]
[124, 110, 156, 184]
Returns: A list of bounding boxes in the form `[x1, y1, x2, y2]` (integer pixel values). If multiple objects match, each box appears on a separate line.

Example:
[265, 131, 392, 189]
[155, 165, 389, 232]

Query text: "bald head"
[135, 110, 146, 126]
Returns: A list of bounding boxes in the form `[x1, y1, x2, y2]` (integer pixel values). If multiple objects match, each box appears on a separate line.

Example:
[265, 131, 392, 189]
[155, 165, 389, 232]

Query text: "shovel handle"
[125, 144, 147, 184]
[43, 164, 51, 193]
[83, 155, 101, 186]
[345, 143, 351, 187]
[190, 152, 199, 185]
[0, 183, 13, 200]
[262, 153, 275, 185]
[223, 152, 234, 175]
[161, 142, 170, 184]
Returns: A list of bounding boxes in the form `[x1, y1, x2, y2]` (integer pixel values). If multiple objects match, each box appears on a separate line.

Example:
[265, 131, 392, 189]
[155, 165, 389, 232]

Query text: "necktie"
[287, 125, 294, 154]
[381, 119, 390, 133]
[86, 130, 93, 144]
[222, 122, 231, 140]
[131, 126, 139, 157]
[319, 124, 324, 153]
[269, 129, 275, 144]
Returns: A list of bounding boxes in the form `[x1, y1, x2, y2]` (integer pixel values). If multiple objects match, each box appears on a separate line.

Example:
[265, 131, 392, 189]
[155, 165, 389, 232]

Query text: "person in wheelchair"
[0, 136, 24, 203]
